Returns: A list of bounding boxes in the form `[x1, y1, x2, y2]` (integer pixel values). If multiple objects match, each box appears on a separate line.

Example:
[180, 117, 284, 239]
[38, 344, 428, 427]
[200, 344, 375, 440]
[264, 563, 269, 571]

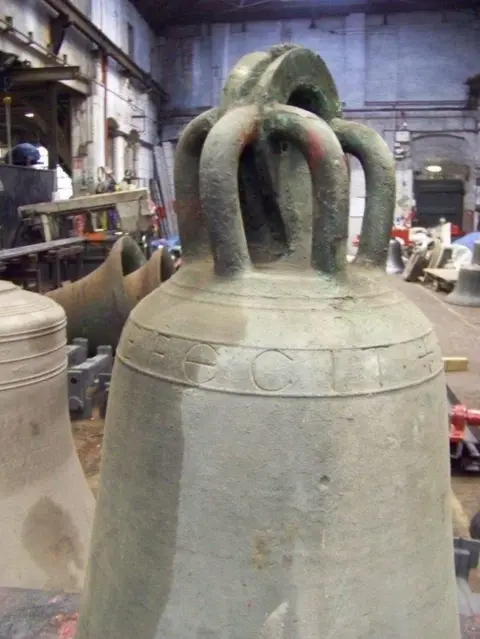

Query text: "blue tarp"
[453, 232, 480, 252]
[151, 236, 181, 252]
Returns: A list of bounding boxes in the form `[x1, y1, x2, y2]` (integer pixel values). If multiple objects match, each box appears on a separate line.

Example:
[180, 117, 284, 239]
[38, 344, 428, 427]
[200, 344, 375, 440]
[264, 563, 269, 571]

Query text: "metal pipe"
[102, 53, 108, 167]
[161, 106, 470, 123]
[3, 97, 12, 164]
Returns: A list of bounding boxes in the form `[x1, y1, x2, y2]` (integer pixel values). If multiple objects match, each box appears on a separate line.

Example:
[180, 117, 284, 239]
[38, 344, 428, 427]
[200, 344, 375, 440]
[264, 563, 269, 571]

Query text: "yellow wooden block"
[443, 357, 469, 372]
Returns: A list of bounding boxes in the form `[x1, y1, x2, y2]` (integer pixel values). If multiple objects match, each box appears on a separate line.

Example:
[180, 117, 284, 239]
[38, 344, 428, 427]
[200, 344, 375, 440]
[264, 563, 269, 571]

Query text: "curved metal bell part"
[253, 46, 342, 122]
[75, 45, 460, 639]
[447, 241, 480, 307]
[46, 235, 145, 354]
[332, 118, 395, 267]
[216, 45, 345, 265]
[123, 246, 175, 304]
[174, 108, 218, 260]
[216, 44, 394, 270]
[385, 238, 405, 275]
[199, 103, 349, 275]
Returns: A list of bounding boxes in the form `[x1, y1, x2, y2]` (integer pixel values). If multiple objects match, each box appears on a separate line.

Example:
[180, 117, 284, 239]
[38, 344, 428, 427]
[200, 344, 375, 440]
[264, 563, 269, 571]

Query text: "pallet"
[423, 267, 458, 292]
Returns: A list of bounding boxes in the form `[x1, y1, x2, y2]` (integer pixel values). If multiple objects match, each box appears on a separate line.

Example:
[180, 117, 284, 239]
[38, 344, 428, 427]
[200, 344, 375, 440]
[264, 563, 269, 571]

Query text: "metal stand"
[67, 338, 113, 419]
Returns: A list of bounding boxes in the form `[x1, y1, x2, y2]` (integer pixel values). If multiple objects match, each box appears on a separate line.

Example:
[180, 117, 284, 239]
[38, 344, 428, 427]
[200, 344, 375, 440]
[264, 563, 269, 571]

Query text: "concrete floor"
[72, 275, 480, 536]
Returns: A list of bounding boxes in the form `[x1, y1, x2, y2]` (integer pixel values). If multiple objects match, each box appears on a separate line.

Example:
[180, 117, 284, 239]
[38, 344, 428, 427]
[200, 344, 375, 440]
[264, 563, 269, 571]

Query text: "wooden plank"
[18, 189, 149, 217]
[443, 357, 469, 372]
[424, 268, 459, 283]
[0, 237, 85, 261]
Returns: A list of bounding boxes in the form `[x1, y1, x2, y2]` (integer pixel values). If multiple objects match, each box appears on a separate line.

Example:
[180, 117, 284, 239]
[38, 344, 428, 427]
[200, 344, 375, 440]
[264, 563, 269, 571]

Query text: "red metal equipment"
[352, 227, 413, 249]
[450, 404, 480, 443]
[352, 222, 462, 251]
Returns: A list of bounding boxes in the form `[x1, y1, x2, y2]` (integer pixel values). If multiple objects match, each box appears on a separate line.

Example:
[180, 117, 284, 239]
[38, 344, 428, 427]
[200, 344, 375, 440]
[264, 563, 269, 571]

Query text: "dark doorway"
[414, 179, 464, 229]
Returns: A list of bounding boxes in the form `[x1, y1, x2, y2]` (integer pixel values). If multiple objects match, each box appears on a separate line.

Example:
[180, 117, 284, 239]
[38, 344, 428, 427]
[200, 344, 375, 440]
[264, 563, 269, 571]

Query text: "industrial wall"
[1, 0, 161, 192]
[158, 10, 480, 243]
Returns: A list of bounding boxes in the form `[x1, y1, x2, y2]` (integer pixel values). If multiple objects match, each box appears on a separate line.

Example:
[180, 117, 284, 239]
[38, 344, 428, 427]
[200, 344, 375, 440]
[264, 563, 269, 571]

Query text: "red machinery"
[450, 404, 480, 443]
[449, 387, 480, 472]
[353, 225, 463, 249]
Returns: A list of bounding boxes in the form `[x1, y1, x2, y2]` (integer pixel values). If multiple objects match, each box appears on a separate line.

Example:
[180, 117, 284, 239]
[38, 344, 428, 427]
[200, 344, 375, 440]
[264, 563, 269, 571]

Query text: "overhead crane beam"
[8, 65, 83, 86]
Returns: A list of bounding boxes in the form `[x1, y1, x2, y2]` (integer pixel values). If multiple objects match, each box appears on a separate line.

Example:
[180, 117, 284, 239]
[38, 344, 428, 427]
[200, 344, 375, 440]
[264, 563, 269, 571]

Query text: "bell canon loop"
[76, 45, 460, 639]
[0, 280, 94, 592]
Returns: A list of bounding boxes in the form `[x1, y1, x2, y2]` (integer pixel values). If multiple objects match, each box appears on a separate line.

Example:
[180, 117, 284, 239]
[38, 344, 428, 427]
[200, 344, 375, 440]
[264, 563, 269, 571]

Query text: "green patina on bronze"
[260, 106, 349, 273]
[174, 107, 218, 259]
[332, 118, 396, 267]
[174, 44, 394, 274]
[253, 47, 343, 122]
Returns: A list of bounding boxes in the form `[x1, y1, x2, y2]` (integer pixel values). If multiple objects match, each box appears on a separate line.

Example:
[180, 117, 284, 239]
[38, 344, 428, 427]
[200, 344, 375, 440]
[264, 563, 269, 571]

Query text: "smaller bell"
[447, 241, 480, 308]
[386, 238, 405, 275]
[470, 510, 480, 540]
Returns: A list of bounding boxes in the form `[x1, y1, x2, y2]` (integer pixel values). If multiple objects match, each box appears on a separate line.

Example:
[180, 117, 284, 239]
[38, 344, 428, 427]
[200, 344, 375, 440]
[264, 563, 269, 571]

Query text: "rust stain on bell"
[76, 45, 460, 639]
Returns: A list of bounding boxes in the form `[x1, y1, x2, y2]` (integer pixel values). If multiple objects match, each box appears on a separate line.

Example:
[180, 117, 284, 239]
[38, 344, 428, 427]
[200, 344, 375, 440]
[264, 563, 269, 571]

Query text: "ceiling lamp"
[426, 164, 442, 173]
[24, 112, 34, 118]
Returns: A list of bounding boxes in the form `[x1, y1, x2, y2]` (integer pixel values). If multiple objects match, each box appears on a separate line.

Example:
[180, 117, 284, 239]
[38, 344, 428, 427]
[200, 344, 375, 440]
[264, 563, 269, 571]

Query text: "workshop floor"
[72, 276, 480, 537]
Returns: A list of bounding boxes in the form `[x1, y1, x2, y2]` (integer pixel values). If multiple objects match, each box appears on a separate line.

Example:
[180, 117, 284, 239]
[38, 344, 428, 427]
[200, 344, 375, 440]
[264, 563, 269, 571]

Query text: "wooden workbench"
[0, 237, 86, 292]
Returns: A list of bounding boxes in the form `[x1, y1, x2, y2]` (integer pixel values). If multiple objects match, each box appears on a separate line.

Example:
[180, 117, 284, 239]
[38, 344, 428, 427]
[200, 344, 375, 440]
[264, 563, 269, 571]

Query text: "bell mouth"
[117, 236, 145, 276]
[159, 246, 175, 282]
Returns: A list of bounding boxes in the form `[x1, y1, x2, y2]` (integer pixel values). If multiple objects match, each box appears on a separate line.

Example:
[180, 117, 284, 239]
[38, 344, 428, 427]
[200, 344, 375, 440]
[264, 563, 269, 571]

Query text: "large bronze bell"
[447, 241, 480, 307]
[46, 236, 165, 354]
[0, 280, 94, 592]
[76, 45, 459, 639]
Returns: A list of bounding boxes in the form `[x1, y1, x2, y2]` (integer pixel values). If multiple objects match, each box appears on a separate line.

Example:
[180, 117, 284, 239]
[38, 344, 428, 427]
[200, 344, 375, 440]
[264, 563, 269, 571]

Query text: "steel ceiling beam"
[8, 65, 83, 85]
[40, 0, 169, 101]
